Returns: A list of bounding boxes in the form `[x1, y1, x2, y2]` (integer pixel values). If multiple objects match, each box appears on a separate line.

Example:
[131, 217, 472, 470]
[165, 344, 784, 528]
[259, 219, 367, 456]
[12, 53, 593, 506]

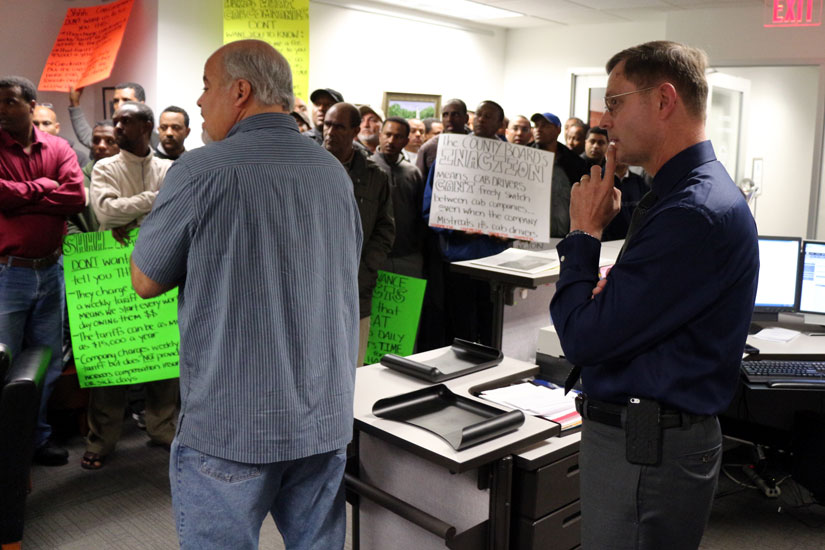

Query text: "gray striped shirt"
[133, 113, 362, 463]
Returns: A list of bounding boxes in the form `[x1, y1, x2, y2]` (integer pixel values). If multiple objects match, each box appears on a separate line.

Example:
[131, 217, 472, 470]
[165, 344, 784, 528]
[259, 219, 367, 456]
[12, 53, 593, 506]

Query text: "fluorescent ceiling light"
[375, 0, 523, 20]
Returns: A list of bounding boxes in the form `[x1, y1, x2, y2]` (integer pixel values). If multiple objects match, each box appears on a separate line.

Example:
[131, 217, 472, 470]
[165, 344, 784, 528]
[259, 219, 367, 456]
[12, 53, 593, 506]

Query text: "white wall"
[157, 0, 223, 148]
[0, 0, 158, 146]
[500, 19, 666, 120]
[309, 2, 506, 110]
[666, 6, 825, 238]
[665, 7, 825, 65]
[157, 0, 507, 148]
[721, 66, 819, 238]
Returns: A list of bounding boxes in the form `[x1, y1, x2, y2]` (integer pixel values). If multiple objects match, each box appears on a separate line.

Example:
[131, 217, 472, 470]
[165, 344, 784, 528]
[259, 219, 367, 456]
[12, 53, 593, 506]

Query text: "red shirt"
[0, 126, 85, 257]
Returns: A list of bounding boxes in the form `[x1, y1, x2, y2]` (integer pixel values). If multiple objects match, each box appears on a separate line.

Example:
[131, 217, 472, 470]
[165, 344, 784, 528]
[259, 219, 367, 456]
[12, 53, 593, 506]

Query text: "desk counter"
[352, 350, 581, 550]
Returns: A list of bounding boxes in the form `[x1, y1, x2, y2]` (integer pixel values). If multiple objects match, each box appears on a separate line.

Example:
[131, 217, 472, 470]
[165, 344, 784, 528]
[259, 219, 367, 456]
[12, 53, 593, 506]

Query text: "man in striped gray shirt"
[130, 40, 362, 550]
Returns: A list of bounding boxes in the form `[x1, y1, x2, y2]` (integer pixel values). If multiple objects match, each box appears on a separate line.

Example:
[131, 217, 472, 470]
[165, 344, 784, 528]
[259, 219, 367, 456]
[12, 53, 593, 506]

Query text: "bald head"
[323, 102, 361, 162]
[213, 40, 294, 110]
[198, 39, 293, 141]
[33, 105, 60, 135]
[442, 98, 469, 134]
[326, 103, 360, 129]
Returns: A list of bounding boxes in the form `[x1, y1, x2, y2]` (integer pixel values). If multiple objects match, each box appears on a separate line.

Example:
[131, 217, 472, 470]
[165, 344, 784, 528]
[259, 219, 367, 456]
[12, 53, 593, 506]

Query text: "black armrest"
[4, 346, 51, 388]
[0, 343, 9, 383]
[0, 345, 51, 545]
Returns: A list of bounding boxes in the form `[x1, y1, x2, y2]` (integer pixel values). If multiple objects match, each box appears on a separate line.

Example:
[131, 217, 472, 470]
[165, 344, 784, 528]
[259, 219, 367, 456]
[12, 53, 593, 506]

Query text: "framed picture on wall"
[382, 92, 441, 120]
[102, 87, 116, 119]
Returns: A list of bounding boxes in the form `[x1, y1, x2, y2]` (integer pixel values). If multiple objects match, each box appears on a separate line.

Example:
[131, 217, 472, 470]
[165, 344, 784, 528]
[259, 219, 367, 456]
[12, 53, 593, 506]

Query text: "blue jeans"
[170, 440, 347, 550]
[0, 262, 65, 447]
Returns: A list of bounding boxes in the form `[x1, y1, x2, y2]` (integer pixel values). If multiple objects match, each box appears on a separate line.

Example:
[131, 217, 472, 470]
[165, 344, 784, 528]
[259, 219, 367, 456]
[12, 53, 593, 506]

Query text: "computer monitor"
[798, 240, 825, 326]
[752, 236, 801, 321]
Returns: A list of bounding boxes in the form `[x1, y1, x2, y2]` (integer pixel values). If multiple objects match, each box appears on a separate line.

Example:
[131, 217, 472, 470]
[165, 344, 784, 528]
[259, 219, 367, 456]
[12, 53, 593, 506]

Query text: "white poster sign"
[429, 134, 554, 242]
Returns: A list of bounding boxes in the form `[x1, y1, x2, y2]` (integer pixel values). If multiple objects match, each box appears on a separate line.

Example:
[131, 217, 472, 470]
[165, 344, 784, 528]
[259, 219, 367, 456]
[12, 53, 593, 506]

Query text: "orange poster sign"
[38, 0, 135, 92]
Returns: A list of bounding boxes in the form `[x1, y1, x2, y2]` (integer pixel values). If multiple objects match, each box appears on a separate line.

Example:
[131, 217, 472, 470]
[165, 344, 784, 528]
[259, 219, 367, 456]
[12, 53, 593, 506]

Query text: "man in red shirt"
[0, 76, 85, 465]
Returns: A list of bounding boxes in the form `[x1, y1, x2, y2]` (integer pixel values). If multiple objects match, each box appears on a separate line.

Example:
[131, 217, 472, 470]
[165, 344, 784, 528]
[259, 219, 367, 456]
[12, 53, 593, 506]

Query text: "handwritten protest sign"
[223, 0, 310, 101]
[38, 0, 135, 92]
[365, 271, 427, 365]
[429, 134, 554, 243]
[63, 232, 179, 388]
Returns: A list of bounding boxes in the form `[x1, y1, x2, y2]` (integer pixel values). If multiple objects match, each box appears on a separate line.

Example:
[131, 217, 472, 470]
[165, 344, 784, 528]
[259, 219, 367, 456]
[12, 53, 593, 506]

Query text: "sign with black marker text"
[63, 231, 179, 388]
[430, 134, 554, 243]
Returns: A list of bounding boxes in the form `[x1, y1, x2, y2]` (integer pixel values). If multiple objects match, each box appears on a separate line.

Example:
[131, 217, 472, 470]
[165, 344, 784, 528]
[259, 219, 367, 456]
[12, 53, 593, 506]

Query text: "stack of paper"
[753, 327, 800, 343]
[480, 382, 581, 430]
[471, 249, 560, 274]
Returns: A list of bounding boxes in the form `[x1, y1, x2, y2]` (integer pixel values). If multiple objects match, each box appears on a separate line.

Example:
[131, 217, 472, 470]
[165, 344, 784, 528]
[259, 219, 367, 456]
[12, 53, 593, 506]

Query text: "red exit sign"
[765, 0, 822, 27]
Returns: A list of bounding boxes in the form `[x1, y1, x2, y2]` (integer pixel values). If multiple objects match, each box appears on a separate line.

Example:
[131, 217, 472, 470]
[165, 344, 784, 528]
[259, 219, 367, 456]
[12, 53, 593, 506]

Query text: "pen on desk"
[531, 378, 558, 389]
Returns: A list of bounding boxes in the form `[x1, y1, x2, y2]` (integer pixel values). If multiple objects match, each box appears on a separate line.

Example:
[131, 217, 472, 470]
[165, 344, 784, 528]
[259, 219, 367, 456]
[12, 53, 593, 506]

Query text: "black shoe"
[33, 440, 69, 466]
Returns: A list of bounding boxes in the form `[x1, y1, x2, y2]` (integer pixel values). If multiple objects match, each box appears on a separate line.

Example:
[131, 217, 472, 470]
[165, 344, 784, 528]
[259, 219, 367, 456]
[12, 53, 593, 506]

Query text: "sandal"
[80, 452, 105, 470]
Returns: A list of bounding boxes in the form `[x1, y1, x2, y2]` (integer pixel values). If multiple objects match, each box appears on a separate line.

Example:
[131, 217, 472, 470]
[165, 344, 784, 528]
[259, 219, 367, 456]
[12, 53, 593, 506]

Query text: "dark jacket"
[345, 148, 395, 318]
[371, 152, 424, 263]
[533, 141, 588, 237]
[67, 159, 100, 234]
[302, 126, 323, 145]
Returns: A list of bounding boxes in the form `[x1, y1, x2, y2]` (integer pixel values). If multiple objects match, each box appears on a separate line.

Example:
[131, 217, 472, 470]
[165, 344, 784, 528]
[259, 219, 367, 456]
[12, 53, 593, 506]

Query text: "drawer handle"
[562, 511, 582, 527]
[566, 464, 580, 477]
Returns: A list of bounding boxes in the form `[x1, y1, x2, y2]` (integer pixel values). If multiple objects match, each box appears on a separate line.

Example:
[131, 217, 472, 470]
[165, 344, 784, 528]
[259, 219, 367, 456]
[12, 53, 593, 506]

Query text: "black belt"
[0, 249, 61, 269]
[575, 395, 710, 430]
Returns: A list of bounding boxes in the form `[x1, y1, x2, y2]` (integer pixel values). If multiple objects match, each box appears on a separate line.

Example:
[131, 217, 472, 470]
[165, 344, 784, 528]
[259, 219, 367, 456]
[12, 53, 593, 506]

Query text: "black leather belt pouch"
[625, 397, 662, 465]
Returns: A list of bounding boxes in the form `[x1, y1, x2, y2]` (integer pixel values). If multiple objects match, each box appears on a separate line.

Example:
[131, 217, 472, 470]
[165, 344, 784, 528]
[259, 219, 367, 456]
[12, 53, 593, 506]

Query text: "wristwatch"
[565, 229, 598, 241]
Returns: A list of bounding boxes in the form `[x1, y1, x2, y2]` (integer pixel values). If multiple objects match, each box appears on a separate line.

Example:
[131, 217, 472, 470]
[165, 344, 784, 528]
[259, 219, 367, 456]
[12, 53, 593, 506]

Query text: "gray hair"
[222, 42, 294, 111]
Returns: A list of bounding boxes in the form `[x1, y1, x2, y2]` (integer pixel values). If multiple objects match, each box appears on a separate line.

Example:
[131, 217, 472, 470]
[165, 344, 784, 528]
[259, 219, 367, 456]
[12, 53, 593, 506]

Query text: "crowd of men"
[1, 64, 648, 468]
[1, 37, 756, 550]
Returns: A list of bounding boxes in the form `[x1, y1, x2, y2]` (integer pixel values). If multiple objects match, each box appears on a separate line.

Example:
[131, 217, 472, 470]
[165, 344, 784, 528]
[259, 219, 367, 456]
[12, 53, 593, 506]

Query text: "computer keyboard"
[741, 359, 825, 387]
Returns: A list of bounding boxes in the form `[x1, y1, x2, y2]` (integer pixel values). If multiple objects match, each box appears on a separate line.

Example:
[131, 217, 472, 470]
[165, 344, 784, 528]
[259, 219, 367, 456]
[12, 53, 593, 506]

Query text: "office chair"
[0, 344, 52, 550]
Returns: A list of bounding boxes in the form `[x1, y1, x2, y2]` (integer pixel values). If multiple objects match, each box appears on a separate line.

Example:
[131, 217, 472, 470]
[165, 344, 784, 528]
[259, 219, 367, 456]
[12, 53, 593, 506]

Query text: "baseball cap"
[357, 104, 385, 122]
[309, 88, 344, 104]
[530, 112, 561, 127]
[290, 110, 311, 128]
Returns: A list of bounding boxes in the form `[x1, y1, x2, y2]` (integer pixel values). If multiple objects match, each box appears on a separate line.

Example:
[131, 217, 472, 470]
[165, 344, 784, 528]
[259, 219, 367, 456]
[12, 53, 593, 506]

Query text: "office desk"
[349, 349, 580, 550]
[723, 319, 825, 447]
[450, 240, 622, 350]
[741, 320, 825, 392]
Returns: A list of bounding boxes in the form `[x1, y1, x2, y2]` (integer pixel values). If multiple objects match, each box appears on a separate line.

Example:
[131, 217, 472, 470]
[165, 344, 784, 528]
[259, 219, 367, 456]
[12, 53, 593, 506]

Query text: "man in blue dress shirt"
[550, 41, 758, 549]
[129, 40, 362, 550]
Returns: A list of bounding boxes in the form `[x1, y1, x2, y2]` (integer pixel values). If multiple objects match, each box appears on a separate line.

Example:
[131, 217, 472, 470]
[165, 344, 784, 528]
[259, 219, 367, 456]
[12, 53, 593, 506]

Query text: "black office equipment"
[792, 411, 825, 503]
[741, 357, 825, 387]
[0, 344, 52, 548]
[380, 338, 503, 383]
[797, 240, 825, 327]
[372, 384, 525, 451]
[750, 236, 801, 331]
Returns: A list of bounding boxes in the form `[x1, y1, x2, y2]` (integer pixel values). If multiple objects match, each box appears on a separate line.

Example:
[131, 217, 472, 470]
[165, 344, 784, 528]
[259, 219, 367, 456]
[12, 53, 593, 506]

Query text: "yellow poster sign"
[223, 0, 310, 102]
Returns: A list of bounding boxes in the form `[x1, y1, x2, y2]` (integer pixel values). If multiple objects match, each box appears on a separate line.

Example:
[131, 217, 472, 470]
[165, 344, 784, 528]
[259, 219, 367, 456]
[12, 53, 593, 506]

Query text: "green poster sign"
[365, 271, 426, 365]
[63, 231, 179, 388]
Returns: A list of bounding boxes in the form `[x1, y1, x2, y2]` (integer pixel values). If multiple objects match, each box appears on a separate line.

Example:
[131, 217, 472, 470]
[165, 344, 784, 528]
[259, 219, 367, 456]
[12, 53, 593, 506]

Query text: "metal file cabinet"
[511, 432, 582, 550]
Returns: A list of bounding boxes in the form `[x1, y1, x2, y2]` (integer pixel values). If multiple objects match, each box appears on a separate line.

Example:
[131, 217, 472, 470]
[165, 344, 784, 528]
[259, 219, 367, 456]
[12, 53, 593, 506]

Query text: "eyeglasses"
[603, 87, 656, 114]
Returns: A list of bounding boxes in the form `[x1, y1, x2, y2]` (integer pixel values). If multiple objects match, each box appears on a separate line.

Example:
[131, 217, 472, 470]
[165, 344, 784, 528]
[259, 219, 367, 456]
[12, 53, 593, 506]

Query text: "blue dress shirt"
[550, 141, 759, 415]
[133, 113, 363, 463]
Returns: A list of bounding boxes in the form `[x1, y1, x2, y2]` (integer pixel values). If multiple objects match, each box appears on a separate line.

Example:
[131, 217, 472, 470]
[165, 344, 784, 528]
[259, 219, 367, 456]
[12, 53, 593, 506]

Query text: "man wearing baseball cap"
[531, 112, 588, 237]
[303, 88, 343, 145]
[357, 104, 384, 154]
